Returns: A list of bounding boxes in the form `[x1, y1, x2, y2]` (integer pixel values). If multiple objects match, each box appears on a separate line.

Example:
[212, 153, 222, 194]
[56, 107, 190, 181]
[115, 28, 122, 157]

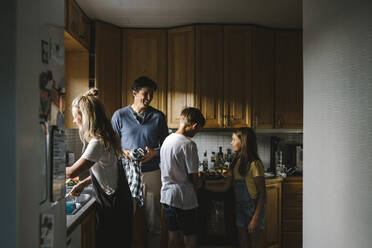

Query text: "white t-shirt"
[82, 138, 118, 195]
[160, 133, 199, 210]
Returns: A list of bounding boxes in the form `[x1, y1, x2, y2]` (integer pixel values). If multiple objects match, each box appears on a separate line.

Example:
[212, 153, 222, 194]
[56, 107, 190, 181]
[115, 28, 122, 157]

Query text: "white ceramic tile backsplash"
[66, 128, 302, 171]
[65, 128, 83, 162]
[190, 131, 303, 170]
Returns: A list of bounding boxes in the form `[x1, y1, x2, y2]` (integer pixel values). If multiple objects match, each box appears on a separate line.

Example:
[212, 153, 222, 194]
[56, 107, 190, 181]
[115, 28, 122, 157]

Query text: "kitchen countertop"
[66, 197, 96, 235]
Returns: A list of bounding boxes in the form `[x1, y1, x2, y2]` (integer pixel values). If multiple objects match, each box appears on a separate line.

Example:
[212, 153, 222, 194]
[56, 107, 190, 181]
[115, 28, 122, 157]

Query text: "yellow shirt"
[233, 159, 265, 199]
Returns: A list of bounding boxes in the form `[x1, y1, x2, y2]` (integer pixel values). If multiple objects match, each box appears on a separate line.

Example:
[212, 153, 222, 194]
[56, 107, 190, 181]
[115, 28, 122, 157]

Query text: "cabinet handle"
[255, 115, 259, 128]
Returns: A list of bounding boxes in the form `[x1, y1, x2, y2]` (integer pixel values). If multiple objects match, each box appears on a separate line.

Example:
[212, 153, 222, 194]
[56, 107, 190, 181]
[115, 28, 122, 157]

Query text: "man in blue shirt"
[112, 76, 168, 248]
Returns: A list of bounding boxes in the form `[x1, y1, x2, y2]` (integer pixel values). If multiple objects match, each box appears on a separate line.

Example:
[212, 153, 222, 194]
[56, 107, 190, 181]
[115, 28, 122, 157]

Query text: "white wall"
[303, 0, 372, 247]
[0, 0, 64, 247]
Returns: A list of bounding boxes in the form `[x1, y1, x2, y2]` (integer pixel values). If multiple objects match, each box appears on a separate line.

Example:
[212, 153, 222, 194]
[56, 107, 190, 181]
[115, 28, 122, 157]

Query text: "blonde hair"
[72, 88, 122, 158]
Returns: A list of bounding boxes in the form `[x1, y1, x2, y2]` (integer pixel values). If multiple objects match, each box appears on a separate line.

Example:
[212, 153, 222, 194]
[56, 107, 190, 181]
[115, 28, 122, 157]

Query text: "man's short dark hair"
[180, 107, 206, 127]
[131, 76, 157, 92]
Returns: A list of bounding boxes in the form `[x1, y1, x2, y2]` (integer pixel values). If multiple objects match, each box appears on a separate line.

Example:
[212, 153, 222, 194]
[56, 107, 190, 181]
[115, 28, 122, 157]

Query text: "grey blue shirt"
[111, 105, 169, 172]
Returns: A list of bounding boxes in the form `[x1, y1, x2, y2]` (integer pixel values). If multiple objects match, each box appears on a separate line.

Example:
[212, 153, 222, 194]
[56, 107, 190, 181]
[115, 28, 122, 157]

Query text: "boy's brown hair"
[180, 107, 206, 127]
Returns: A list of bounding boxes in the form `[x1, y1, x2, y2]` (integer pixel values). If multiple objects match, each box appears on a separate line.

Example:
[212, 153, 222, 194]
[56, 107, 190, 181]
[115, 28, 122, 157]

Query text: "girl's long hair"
[232, 127, 261, 177]
[72, 88, 122, 158]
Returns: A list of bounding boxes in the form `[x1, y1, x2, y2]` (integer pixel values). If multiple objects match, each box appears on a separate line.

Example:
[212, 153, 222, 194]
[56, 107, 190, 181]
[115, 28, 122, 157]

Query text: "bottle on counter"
[202, 151, 209, 172]
[210, 152, 216, 169]
[217, 146, 224, 166]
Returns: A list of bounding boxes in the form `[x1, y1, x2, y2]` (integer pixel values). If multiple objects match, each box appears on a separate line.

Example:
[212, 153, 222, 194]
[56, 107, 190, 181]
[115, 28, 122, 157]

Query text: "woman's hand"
[69, 182, 85, 197]
[248, 218, 258, 233]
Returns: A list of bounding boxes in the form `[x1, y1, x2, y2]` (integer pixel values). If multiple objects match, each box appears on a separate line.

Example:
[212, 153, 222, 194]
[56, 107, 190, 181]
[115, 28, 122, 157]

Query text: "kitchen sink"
[65, 193, 91, 215]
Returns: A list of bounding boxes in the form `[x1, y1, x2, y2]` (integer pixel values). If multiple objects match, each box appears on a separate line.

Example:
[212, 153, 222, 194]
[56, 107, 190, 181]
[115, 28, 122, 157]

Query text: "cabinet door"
[265, 181, 282, 248]
[77, 11, 90, 50]
[95, 21, 122, 119]
[81, 208, 96, 248]
[275, 30, 303, 128]
[66, 0, 80, 39]
[282, 179, 303, 248]
[167, 26, 196, 128]
[196, 25, 224, 128]
[224, 26, 252, 128]
[252, 27, 275, 128]
[122, 29, 167, 114]
[66, 0, 90, 50]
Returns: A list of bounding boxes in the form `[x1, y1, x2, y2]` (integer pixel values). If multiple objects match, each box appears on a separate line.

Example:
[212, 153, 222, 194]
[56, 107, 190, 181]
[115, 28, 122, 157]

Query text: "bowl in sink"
[65, 193, 91, 215]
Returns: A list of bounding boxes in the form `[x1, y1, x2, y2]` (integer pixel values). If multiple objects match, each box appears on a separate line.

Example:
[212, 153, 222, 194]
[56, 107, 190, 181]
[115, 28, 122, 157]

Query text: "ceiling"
[76, 0, 302, 29]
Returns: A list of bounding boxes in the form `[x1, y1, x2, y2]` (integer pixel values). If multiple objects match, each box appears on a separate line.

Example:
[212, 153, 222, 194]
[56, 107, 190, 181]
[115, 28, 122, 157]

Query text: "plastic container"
[66, 201, 76, 214]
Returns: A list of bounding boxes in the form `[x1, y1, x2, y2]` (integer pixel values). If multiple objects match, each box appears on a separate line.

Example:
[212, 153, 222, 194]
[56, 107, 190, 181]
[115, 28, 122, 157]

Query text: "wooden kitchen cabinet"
[196, 25, 224, 128]
[167, 25, 197, 128]
[265, 178, 282, 248]
[65, 31, 89, 129]
[81, 207, 96, 248]
[95, 21, 122, 119]
[282, 177, 303, 248]
[121, 29, 167, 114]
[65, 0, 91, 50]
[223, 26, 253, 128]
[275, 30, 303, 128]
[252, 27, 275, 129]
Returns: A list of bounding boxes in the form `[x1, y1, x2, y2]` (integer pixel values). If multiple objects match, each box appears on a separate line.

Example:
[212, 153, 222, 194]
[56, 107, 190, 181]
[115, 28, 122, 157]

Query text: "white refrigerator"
[39, 24, 67, 248]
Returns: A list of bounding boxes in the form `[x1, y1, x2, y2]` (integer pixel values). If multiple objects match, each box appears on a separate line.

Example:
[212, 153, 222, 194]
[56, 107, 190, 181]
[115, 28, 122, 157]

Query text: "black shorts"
[162, 204, 198, 235]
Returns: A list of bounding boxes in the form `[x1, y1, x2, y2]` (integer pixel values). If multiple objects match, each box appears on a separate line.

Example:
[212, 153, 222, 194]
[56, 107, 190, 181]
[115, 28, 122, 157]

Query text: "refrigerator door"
[40, 122, 48, 204]
[51, 126, 66, 202]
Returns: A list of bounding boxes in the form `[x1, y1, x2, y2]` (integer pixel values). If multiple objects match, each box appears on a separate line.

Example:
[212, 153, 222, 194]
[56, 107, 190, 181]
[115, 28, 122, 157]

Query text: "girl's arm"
[204, 174, 232, 192]
[248, 176, 266, 233]
[69, 176, 92, 196]
[66, 157, 95, 179]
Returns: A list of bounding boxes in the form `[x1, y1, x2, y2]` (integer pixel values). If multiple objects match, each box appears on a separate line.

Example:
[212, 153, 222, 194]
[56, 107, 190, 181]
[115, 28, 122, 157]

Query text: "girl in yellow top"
[205, 127, 266, 248]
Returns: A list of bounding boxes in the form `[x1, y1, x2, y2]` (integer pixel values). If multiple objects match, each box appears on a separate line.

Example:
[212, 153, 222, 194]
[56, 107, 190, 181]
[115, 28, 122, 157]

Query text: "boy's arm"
[204, 175, 232, 192]
[189, 173, 202, 191]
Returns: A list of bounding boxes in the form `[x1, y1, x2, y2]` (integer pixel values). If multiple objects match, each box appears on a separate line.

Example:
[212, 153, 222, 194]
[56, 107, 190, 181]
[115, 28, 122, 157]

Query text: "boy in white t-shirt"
[160, 107, 205, 248]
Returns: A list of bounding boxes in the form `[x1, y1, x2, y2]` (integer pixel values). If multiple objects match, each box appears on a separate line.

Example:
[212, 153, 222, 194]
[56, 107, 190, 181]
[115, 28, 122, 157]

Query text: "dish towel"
[123, 160, 144, 207]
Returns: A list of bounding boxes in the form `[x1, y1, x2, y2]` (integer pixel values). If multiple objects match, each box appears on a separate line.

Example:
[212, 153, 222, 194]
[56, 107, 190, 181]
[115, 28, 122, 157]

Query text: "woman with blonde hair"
[66, 88, 132, 248]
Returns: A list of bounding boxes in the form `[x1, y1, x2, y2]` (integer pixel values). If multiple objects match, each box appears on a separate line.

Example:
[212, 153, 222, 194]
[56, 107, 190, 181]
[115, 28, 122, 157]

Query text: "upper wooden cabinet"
[275, 30, 303, 128]
[252, 27, 275, 129]
[65, 0, 90, 50]
[65, 31, 89, 129]
[121, 29, 167, 114]
[224, 26, 253, 128]
[196, 25, 224, 128]
[167, 26, 197, 128]
[95, 21, 122, 119]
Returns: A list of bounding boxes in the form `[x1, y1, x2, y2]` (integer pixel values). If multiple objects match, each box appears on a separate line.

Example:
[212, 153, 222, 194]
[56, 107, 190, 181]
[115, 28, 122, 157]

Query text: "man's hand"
[123, 149, 131, 160]
[140, 147, 158, 164]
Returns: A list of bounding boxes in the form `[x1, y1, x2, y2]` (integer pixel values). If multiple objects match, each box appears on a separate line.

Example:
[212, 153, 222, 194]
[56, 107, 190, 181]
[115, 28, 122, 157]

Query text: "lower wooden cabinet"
[81, 207, 96, 248]
[282, 177, 303, 248]
[265, 179, 282, 248]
